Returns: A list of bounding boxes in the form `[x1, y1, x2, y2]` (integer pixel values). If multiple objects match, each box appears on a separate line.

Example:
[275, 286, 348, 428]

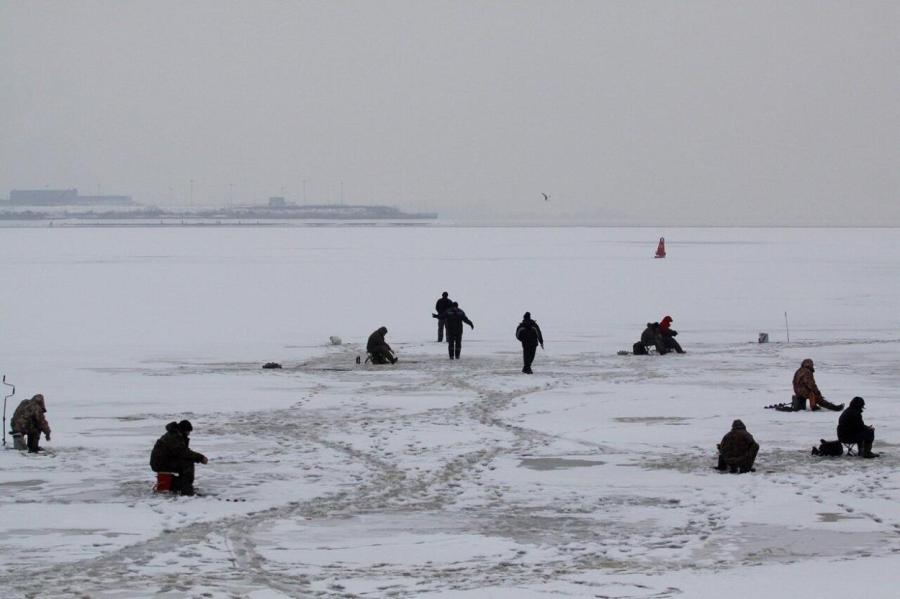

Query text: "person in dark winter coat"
[443, 302, 474, 359]
[716, 419, 759, 473]
[838, 397, 878, 458]
[633, 322, 668, 355]
[792, 359, 843, 411]
[659, 315, 685, 353]
[434, 292, 453, 342]
[150, 420, 208, 495]
[11, 394, 51, 453]
[367, 326, 397, 364]
[516, 312, 544, 374]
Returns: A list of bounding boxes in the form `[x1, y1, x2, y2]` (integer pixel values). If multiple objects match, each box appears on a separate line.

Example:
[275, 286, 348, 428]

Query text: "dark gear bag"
[811, 439, 843, 457]
[791, 395, 807, 411]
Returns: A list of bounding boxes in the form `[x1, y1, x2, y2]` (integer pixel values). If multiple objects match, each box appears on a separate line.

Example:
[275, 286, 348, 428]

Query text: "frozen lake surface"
[2, 226, 900, 598]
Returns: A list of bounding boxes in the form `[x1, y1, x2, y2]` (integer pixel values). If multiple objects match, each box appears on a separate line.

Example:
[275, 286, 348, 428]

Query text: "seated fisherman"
[659, 315, 685, 353]
[11, 394, 51, 453]
[633, 322, 668, 355]
[150, 420, 208, 495]
[366, 326, 397, 364]
[716, 419, 759, 473]
[837, 397, 879, 458]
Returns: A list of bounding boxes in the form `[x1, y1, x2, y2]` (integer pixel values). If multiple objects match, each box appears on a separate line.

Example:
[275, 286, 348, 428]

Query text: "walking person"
[434, 292, 453, 342]
[516, 312, 544, 374]
[443, 302, 474, 359]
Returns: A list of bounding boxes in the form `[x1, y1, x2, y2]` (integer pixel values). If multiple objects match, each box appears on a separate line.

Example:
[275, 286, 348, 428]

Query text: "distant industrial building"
[7, 189, 134, 206]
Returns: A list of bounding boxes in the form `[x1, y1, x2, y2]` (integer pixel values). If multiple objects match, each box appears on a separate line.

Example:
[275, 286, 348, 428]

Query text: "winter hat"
[177, 420, 193, 433]
[442, 292, 448, 298]
[662, 315, 673, 323]
[452, 302, 459, 307]
[523, 312, 531, 320]
[801, 358, 814, 369]
[33, 394, 46, 411]
[849, 396, 865, 410]
[732, 419, 746, 430]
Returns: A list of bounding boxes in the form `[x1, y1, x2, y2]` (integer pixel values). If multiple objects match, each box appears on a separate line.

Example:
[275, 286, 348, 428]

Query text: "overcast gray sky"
[1, 1, 898, 224]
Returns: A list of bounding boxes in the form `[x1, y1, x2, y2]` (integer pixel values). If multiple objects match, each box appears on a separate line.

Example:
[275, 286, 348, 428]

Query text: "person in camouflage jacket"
[150, 420, 208, 495]
[716, 419, 759, 473]
[792, 359, 843, 411]
[11, 394, 51, 453]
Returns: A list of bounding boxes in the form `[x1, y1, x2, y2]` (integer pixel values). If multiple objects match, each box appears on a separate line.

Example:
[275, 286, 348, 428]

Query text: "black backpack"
[811, 439, 843, 457]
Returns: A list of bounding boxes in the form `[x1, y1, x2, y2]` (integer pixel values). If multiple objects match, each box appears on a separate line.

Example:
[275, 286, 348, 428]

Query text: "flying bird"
[542, 193, 550, 201]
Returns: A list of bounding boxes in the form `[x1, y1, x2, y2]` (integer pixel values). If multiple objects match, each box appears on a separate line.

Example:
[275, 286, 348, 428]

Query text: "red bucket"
[154, 472, 175, 492]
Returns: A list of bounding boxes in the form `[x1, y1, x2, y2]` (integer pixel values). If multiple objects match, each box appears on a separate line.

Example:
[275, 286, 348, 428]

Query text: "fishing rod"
[2, 375, 15, 447]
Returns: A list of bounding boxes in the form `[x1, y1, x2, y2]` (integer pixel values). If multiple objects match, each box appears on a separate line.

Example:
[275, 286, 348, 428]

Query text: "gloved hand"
[540, 343, 544, 349]
[469, 323, 475, 329]
[201, 456, 208, 465]
[45, 432, 51, 442]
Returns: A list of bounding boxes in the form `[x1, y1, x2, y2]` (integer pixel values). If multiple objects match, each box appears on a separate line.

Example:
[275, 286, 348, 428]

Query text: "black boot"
[818, 397, 843, 411]
[862, 440, 880, 458]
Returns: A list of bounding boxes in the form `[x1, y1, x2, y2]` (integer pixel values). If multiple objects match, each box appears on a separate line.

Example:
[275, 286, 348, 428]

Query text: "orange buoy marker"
[654, 237, 666, 259]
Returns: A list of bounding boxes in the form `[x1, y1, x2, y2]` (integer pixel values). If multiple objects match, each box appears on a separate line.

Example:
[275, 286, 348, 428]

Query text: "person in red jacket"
[659, 315, 685, 354]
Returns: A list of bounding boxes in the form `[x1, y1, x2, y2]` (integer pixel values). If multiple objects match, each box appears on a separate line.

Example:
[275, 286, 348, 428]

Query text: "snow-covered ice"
[1, 225, 900, 598]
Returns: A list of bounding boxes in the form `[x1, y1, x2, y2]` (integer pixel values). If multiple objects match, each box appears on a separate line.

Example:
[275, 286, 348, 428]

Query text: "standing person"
[838, 397, 879, 458]
[150, 420, 208, 496]
[367, 326, 397, 364]
[659, 315, 685, 353]
[792, 359, 843, 411]
[11, 394, 51, 453]
[443, 302, 474, 359]
[434, 291, 453, 342]
[716, 419, 759, 473]
[516, 312, 544, 374]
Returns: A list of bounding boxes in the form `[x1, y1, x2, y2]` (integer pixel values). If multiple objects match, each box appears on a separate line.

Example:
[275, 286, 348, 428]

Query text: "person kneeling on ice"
[150, 420, 208, 496]
[367, 326, 397, 364]
[838, 397, 879, 458]
[633, 322, 668, 355]
[792, 359, 843, 411]
[11, 394, 51, 453]
[716, 419, 759, 473]
[659, 315, 685, 353]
